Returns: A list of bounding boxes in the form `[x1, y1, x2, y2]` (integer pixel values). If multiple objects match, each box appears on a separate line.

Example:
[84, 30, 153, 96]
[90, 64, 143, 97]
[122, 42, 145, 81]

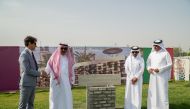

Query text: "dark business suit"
[18, 48, 40, 109]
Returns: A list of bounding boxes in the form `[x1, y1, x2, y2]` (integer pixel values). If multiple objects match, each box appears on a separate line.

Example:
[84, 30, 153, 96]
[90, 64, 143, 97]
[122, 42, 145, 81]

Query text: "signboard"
[174, 57, 190, 81]
[0, 47, 20, 91]
[78, 74, 121, 86]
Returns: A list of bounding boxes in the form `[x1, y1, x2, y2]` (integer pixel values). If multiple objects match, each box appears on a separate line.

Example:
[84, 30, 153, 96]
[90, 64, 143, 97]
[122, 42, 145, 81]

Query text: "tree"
[181, 52, 188, 56]
[188, 52, 190, 56]
[173, 47, 182, 57]
[74, 46, 95, 63]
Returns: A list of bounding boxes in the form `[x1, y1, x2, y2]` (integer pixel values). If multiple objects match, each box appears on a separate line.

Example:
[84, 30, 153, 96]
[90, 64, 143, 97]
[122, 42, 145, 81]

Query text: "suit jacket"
[19, 48, 40, 87]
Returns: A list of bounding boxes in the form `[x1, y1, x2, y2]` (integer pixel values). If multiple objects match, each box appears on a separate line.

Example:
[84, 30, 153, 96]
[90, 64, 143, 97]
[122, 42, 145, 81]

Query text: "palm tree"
[74, 46, 95, 63]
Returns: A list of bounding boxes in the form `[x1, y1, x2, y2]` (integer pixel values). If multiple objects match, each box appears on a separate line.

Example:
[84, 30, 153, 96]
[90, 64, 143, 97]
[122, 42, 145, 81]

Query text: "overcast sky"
[0, 0, 190, 51]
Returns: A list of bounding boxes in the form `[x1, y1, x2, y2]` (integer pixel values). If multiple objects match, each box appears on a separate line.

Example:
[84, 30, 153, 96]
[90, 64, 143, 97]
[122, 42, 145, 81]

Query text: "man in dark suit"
[18, 36, 40, 109]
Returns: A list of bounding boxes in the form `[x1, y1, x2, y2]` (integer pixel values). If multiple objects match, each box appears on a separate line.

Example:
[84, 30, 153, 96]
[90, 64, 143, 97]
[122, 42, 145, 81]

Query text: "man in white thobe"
[45, 43, 75, 109]
[147, 39, 172, 109]
[124, 46, 145, 109]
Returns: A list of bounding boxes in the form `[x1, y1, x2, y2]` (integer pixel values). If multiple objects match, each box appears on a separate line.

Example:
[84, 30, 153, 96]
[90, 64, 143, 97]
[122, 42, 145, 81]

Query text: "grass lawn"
[0, 81, 190, 109]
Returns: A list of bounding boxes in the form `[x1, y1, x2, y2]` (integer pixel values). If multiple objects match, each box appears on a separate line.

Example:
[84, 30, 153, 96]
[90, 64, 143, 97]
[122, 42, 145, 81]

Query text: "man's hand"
[154, 68, 159, 73]
[56, 80, 60, 85]
[148, 68, 154, 74]
[131, 77, 138, 85]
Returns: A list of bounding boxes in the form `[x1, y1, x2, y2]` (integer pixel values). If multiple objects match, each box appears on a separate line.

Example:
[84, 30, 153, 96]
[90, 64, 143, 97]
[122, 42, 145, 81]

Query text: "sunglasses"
[153, 45, 160, 48]
[132, 51, 139, 54]
[61, 47, 68, 50]
[32, 42, 36, 46]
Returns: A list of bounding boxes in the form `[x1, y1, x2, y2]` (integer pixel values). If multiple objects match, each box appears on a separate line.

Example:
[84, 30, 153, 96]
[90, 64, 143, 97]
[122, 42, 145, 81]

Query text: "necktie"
[32, 52, 38, 70]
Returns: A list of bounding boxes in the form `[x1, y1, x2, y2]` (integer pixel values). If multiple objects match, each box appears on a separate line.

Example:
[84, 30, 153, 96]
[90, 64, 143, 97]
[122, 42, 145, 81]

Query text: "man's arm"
[125, 59, 132, 79]
[135, 58, 145, 79]
[158, 52, 172, 73]
[19, 54, 40, 77]
[147, 54, 155, 74]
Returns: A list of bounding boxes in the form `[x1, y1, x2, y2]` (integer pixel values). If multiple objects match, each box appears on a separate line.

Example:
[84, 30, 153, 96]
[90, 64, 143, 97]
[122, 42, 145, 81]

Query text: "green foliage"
[181, 52, 188, 56]
[174, 47, 182, 57]
[0, 82, 190, 109]
[173, 47, 190, 57]
[188, 52, 190, 56]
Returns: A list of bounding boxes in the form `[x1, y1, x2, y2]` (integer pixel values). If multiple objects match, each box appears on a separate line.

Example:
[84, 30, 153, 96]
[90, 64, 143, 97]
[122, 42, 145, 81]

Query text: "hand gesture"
[131, 77, 138, 85]
[148, 68, 154, 74]
[154, 68, 159, 73]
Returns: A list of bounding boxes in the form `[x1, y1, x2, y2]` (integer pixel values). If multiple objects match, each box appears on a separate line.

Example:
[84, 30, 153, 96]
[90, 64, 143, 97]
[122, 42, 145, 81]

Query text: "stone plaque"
[87, 86, 115, 109]
[78, 74, 121, 86]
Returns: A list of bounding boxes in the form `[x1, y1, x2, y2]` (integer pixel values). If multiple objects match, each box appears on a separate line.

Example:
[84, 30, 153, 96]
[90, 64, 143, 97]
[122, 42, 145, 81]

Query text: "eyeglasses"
[132, 51, 139, 54]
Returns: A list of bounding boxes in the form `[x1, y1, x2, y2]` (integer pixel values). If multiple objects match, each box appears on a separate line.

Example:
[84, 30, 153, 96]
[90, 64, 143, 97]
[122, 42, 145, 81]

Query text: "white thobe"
[147, 50, 172, 109]
[46, 55, 73, 109]
[124, 56, 144, 109]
